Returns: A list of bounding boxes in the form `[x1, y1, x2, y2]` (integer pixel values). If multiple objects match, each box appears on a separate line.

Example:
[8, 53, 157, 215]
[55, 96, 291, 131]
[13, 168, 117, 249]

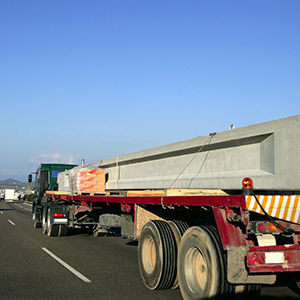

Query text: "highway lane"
[0, 201, 182, 300]
[0, 201, 300, 300]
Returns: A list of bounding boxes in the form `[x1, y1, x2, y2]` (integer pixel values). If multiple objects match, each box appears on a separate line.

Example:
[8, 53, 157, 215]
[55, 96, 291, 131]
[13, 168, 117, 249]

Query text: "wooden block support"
[135, 205, 165, 237]
[127, 189, 228, 197]
[127, 190, 165, 197]
[164, 189, 228, 196]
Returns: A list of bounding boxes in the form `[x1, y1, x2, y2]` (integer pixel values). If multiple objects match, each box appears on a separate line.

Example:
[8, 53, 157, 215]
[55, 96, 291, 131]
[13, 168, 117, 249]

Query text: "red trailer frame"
[45, 192, 300, 282]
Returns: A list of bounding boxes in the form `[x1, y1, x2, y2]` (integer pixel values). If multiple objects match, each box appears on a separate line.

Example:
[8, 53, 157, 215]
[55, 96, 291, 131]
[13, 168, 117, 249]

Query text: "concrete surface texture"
[88, 114, 300, 192]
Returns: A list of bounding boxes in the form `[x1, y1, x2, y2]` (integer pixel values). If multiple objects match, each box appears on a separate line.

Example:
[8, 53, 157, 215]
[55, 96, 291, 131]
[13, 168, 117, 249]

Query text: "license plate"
[265, 252, 284, 264]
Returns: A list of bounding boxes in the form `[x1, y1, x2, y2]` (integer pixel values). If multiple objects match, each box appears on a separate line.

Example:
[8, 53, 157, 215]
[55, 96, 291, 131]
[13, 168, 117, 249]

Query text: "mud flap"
[227, 246, 276, 285]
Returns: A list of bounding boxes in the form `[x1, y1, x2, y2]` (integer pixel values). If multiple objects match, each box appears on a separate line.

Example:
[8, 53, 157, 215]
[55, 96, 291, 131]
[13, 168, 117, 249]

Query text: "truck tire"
[203, 225, 234, 297]
[177, 226, 224, 300]
[200, 226, 261, 300]
[168, 220, 189, 289]
[138, 220, 177, 290]
[47, 209, 58, 237]
[42, 207, 48, 234]
[58, 225, 68, 237]
[33, 206, 42, 228]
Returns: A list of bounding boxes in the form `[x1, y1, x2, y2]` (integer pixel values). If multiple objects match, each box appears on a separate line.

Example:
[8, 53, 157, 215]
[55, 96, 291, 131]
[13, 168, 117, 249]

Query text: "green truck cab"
[28, 163, 77, 230]
[29, 163, 77, 204]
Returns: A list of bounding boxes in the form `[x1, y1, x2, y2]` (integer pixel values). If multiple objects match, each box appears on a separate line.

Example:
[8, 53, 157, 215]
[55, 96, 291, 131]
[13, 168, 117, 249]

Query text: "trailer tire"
[138, 220, 177, 290]
[168, 220, 189, 289]
[42, 207, 48, 234]
[58, 225, 68, 237]
[178, 226, 224, 300]
[47, 209, 58, 237]
[204, 225, 234, 297]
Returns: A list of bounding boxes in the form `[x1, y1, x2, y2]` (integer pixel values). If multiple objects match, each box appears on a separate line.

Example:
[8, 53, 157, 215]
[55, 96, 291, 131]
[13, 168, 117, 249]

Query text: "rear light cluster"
[251, 221, 288, 234]
[53, 213, 66, 217]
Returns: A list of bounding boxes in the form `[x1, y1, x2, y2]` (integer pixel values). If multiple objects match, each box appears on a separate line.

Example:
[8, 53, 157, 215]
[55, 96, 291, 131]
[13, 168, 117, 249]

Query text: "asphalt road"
[0, 201, 300, 300]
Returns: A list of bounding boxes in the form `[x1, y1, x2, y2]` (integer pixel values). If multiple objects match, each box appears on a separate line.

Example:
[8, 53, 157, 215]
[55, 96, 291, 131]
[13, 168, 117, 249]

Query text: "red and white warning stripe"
[246, 195, 300, 224]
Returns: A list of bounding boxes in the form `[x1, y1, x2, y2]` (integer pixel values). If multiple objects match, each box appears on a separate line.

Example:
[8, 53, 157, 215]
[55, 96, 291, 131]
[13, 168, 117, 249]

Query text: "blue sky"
[0, 0, 299, 181]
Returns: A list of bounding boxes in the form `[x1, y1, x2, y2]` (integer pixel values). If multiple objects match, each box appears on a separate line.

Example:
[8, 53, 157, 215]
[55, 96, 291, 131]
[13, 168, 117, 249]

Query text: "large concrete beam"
[88, 114, 300, 192]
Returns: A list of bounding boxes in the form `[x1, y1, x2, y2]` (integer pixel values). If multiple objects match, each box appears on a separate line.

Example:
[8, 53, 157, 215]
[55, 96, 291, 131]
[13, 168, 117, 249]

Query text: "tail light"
[253, 221, 287, 234]
[53, 213, 66, 217]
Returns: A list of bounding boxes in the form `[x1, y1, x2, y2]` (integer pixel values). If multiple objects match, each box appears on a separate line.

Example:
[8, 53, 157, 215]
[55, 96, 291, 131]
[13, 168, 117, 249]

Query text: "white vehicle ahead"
[4, 189, 15, 202]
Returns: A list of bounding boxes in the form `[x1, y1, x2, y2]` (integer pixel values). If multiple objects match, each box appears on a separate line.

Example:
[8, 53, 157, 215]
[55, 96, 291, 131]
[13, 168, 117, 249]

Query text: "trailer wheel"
[138, 220, 177, 290]
[58, 225, 68, 237]
[33, 206, 42, 228]
[47, 209, 58, 237]
[204, 225, 234, 297]
[168, 220, 189, 289]
[42, 207, 48, 234]
[178, 226, 224, 300]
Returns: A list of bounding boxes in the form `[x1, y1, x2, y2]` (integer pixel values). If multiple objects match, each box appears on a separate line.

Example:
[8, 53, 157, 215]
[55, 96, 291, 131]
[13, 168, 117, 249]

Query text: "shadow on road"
[260, 297, 299, 300]
[126, 240, 138, 246]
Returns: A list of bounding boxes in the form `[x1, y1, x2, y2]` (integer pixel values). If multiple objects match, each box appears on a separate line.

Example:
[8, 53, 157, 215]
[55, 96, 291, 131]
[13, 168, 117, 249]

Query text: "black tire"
[33, 206, 42, 228]
[57, 225, 68, 237]
[138, 220, 177, 290]
[42, 207, 48, 234]
[168, 220, 189, 289]
[178, 226, 224, 300]
[203, 226, 261, 300]
[47, 209, 58, 237]
[203, 225, 234, 298]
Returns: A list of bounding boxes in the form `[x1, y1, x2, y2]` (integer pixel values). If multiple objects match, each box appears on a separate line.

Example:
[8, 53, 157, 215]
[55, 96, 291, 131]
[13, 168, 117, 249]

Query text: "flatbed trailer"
[42, 182, 300, 300]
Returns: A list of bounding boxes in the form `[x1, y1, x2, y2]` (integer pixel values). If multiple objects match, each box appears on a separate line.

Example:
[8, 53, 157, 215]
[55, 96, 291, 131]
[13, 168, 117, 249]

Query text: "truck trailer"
[29, 114, 300, 300]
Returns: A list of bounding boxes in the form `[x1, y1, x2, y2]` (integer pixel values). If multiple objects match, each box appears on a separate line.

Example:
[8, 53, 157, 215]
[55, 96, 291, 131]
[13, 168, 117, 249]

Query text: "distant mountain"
[0, 178, 25, 185]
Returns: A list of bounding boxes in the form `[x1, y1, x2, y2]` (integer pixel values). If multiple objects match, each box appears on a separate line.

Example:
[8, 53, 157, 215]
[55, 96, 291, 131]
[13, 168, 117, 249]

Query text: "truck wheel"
[177, 226, 224, 300]
[42, 207, 48, 234]
[58, 225, 68, 237]
[33, 206, 42, 228]
[47, 209, 58, 237]
[138, 220, 177, 290]
[203, 225, 234, 297]
[92, 224, 100, 237]
[168, 220, 189, 289]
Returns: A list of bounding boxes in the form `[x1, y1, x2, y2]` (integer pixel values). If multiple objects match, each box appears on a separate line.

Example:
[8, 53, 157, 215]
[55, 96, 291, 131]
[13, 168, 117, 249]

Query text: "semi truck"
[29, 114, 300, 300]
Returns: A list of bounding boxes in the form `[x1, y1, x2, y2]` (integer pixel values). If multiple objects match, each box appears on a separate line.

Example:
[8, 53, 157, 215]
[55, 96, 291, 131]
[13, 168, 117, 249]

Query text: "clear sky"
[0, 0, 299, 181]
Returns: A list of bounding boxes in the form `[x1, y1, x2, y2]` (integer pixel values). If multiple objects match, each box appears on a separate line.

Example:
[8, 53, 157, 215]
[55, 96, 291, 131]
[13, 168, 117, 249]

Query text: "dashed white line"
[41, 247, 91, 283]
[14, 202, 32, 211]
[0, 211, 3, 215]
[8, 220, 16, 226]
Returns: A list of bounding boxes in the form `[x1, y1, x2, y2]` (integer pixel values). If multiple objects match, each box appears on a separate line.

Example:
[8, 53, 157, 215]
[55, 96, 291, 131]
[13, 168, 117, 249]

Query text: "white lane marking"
[41, 247, 91, 283]
[8, 220, 16, 226]
[0, 211, 3, 215]
[14, 203, 32, 211]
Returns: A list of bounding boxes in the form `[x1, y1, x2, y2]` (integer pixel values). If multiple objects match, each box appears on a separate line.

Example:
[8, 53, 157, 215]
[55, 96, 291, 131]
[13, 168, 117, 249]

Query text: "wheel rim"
[42, 208, 47, 233]
[47, 211, 51, 233]
[142, 235, 157, 274]
[184, 246, 208, 294]
[32, 206, 36, 221]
